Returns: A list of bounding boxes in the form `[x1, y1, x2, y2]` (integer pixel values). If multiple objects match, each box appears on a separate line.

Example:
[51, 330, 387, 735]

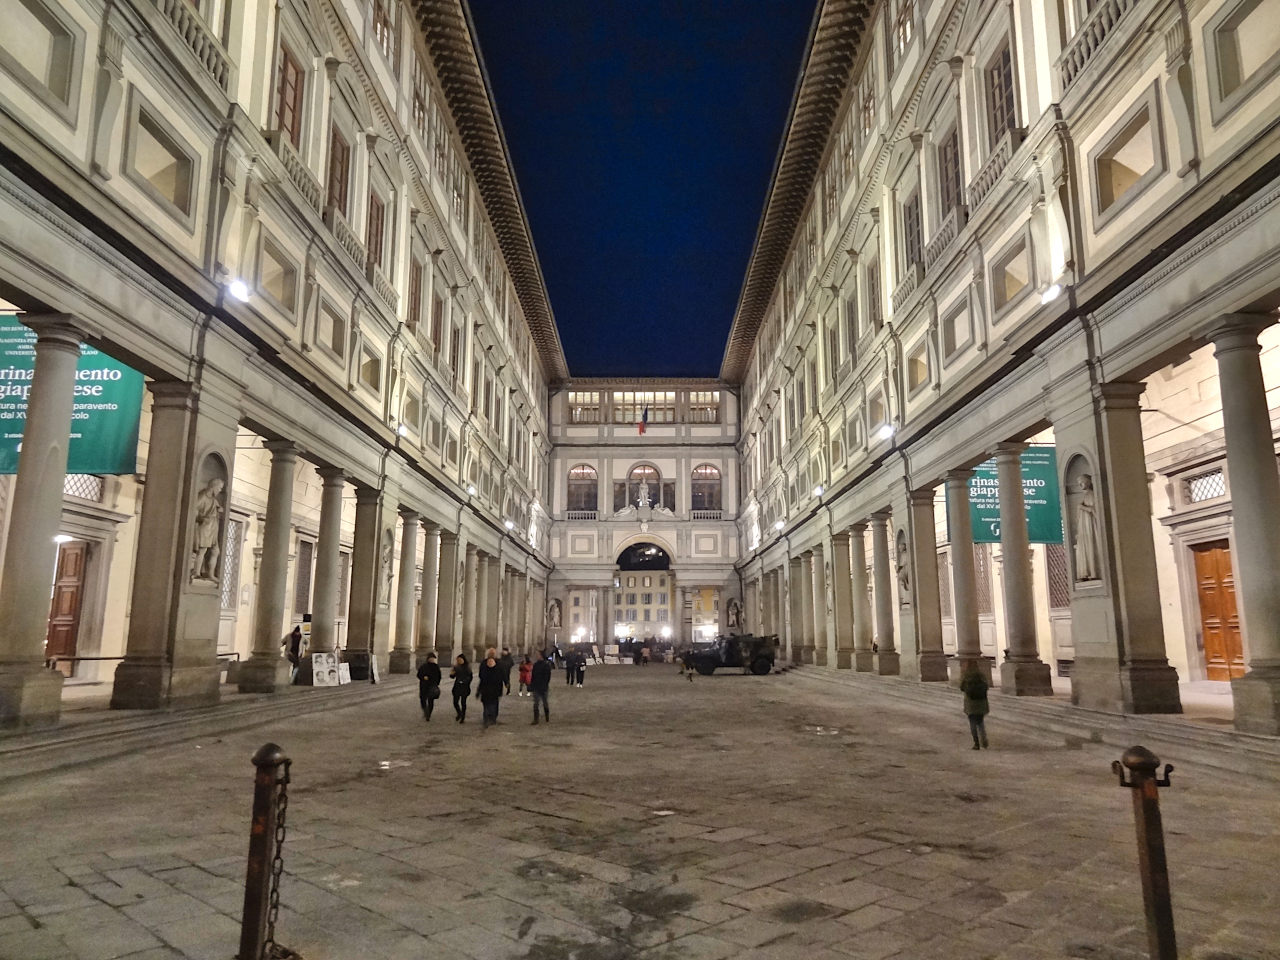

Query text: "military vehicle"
[681, 634, 778, 676]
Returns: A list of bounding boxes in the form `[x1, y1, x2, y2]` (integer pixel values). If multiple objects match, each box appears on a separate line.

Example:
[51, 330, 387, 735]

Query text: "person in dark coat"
[477, 647, 504, 729]
[574, 650, 586, 687]
[416, 652, 441, 721]
[565, 650, 576, 685]
[498, 647, 515, 695]
[450, 655, 472, 723]
[960, 666, 990, 749]
[529, 650, 552, 724]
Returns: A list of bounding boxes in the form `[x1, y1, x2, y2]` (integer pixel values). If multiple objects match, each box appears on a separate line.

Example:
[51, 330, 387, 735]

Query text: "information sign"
[957, 446, 1063, 544]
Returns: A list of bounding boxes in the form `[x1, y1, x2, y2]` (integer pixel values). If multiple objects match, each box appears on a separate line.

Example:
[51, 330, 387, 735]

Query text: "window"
[866, 257, 882, 332]
[1, 0, 80, 115]
[691, 463, 722, 512]
[321, 303, 346, 358]
[430, 292, 444, 352]
[941, 303, 970, 360]
[406, 260, 423, 330]
[411, 52, 429, 137]
[567, 464, 598, 513]
[868, 393, 887, 430]
[889, 0, 915, 70]
[901, 192, 922, 270]
[569, 391, 601, 423]
[627, 593, 636, 606]
[258, 236, 297, 312]
[688, 390, 720, 423]
[938, 127, 962, 217]
[326, 127, 350, 216]
[403, 391, 422, 432]
[857, 70, 876, 137]
[1211, 0, 1280, 109]
[448, 324, 461, 376]
[1093, 99, 1160, 220]
[372, 0, 397, 67]
[220, 518, 242, 611]
[612, 391, 675, 424]
[294, 539, 313, 615]
[992, 235, 1032, 313]
[366, 192, 386, 268]
[275, 44, 305, 149]
[127, 100, 195, 220]
[906, 341, 929, 394]
[359, 344, 382, 393]
[642, 593, 652, 605]
[985, 41, 1017, 146]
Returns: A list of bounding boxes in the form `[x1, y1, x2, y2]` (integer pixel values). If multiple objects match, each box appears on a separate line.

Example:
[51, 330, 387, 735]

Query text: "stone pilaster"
[831, 533, 855, 668]
[945, 470, 990, 685]
[800, 552, 816, 664]
[416, 522, 440, 659]
[342, 484, 387, 681]
[811, 543, 829, 666]
[908, 489, 948, 682]
[435, 531, 460, 660]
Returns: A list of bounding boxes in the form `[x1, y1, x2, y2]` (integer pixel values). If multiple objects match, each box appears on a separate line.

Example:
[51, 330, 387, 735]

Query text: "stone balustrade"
[1058, 0, 1138, 91]
[152, 0, 231, 92]
[268, 131, 323, 214]
[967, 129, 1022, 211]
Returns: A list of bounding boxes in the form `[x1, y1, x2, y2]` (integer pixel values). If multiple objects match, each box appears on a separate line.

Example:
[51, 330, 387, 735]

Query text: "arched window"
[627, 464, 660, 508]
[567, 464, 597, 516]
[691, 463, 722, 513]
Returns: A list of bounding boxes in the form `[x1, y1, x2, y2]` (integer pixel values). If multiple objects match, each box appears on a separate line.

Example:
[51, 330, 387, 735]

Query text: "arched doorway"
[613, 542, 675, 661]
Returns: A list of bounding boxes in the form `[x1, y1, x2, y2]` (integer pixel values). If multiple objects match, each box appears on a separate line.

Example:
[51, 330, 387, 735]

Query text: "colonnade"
[0, 317, 548, 730]
[740, 316, 1280, 735]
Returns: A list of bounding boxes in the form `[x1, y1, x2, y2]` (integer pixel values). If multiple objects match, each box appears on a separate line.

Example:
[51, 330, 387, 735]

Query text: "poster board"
[337, 663, 352, 685]
[369, 654, 380, 684]
[311, 652, 339, 687]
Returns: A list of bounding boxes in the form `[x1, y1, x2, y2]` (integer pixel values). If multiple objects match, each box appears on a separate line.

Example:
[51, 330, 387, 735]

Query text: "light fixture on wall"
[227, 279, 250, 302]
[504, 519, 515, 530]
[773, 519, 785, 531]
[812, 484, 825, 498]
[877, 423, 895, 441]
[396, 423, 409, 438]
[466, 484, 477, 496]
[1040, 283, 1062, 305]
[53, 534, 74, 544]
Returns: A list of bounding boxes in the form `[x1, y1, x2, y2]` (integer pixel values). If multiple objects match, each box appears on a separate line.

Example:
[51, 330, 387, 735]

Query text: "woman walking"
[450, 654, 472, 723]
[959, 666, 990, 749]
[517, 654, 533, 696]
[416, 652, 441, 721]
[477, 647, 504, 729]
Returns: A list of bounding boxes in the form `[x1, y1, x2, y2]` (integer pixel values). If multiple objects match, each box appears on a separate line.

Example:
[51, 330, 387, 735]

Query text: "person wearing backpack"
[416, 652, 441, 721]
[959, 666, 990, 749]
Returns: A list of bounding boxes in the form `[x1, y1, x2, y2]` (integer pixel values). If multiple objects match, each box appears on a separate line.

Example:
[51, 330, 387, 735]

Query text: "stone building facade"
[727, 0, 1280, 734]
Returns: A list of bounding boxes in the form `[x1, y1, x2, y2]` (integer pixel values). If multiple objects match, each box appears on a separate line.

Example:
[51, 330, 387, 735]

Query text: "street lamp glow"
[1040, 283, 1062, 304]
[877, 423, 895, 441]
[660, 626, 672, 639]
[466, 484, 477, 496]
[396, 423, 409, 438]
[773, 519, 785, 531]
[504, 519, 515, 530]
[227, 279, 250, 302]
[812, 484, 824, 498]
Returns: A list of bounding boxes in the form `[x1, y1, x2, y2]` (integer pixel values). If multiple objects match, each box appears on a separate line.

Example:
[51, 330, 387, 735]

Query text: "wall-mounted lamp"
[876, 424, 895, 442]
[466, 484, 477, 496]
[504, 519, 515, 530]
[227, 279, 250, 302]
[812, 484, 825, 498]
[1040, 283, 1062, 305]
[773, 519, 785, 532]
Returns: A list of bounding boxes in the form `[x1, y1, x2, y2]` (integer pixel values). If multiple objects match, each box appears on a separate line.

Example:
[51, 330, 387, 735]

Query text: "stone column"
[296, 466, 345, 684]
[787, 557, 804, 664]
[909, 490, 949, 682]
[831, 532, 855, 668]
[514, 573, 528, 653]
[110, 382, 238, 708]
[343, 485, 384, 681]
[239, 440, 298, 693]
[945, 470, 989, 684]
[871, 513, 899, 674]
[994, 443, 1053, 695]
[0, 317, 84, 728]
[389, 508, 419, 673]
[800, 552, 817, 664]
[811, 543, 829, 666]
[461, 544, 478, 661]
[435, 531, 460, 659]
[850, 523, 874, 671]
[416, 522, 440, 660]
[1208, 317, 1280, 734]
[597, 586, 610, 649]
[471, 552, 488, 662]
[485, 556, 501, 656]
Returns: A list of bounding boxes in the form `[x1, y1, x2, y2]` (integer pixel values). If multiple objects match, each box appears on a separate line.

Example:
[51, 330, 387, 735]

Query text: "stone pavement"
[1, 665, 1277, 960]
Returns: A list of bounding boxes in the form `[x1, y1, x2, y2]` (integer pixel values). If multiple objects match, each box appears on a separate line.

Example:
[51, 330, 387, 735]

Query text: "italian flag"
[638, 406, 649, 435]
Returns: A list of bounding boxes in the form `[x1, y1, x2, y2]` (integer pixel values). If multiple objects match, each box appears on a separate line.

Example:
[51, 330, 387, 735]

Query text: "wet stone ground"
[0, 664, 1277, 960]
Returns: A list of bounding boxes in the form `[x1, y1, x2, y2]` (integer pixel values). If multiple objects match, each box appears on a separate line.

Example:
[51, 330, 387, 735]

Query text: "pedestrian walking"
[960, 666, 990, 749]
[477, 647, 504, 729]
[416, 652, 442, 720]
[498, 647, 515, 695]
[565, 651, 576, 685]
[281, 625, 302, 682]
[530, 650, 552, 724]
[517, 654, 533, 696]
[575, 650, 586, 687]
[450, 655, 472, 723]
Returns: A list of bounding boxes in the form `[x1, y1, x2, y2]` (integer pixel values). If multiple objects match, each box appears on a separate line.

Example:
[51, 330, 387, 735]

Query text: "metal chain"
[262, 758, 291, 959]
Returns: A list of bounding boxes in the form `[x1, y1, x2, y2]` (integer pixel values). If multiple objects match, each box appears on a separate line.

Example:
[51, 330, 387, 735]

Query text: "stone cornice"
[719, 0, 873, 384]
[414, 0, 569, 382]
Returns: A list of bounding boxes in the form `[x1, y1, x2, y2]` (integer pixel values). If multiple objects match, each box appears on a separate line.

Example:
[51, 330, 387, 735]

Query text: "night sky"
[466, 1, 816, 379]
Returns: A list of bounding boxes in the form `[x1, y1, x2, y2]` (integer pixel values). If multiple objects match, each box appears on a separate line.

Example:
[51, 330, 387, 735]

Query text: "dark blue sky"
[466, 1, 815, 378]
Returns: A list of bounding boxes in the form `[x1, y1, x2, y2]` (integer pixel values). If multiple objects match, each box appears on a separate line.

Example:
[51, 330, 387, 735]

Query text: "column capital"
[992, 441, 1027, 460]
[22, 313, 92, 349]
[440, 529, 459, 544]
[465, 543, 478, 556]
[850, 521, 868, 534]
[263, 439, 300, 461]
[317, 465, 347, 484]
[421, 519, 441, 535]
[353, 484, 381, 505]
[831, 530, 851, 545]
[870, 511, 891, 526]
[1094, 381, 1146, 407]
[146, 380, 198, 409]
[908, 488, 936, 507]
[945, 468, 974, 486]
[398, 506, 419, 522]
[1198, 312, 1275, 346]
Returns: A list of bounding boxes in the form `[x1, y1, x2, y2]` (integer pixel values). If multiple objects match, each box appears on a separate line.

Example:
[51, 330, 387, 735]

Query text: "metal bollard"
[1112, 745, 1177, 960]
[239, 743, 291, 960]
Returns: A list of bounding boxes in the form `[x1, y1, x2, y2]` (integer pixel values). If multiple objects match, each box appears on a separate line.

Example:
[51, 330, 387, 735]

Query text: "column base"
[237, 655, 293, 693]
[1232, 667, 1280, 736]
[853, 650, 876, 672]
[799, 647, 815, 665]
[874, 651, 900, 676]
[835, 650, 853, 669]
[344, 650, 372, 682]
[1119, 662, 1183, 714]
[0, 666, 64, 730]
[917, 651, 949, 682]
[388, 650, 416, 674]
[814, 647, 829, 667]
[110, 660, 220, 709]
[948, 656, 993, 687]
[999, 659, 1054, 696]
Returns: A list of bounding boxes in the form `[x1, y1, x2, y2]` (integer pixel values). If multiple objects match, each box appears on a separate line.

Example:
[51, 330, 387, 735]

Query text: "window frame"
[274, 42, 306, 149]
[989, 228, 1035, 320]
[122, 88, 200, 230]
[984, 39, 1018, 150]
[1086, 83, 1166, 229]
[255, 232, 300, 316]
[1204, 0, 1280, 123]
[326, 125, 351, 217]
[0, 0, 84, 125]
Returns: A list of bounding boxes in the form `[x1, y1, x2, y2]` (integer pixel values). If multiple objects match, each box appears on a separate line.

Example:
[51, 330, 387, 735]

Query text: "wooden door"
[45, 540, 88, 677]
[1193, 540, 1245, 681]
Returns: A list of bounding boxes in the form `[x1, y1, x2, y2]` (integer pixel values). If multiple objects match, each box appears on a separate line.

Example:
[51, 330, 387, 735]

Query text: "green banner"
[959, 446, 1063, 544]
[0, 314, 144, 474]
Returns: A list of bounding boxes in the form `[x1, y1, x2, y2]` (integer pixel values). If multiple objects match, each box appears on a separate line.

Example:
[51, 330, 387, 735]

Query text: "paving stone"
[57, 919, 164, 960]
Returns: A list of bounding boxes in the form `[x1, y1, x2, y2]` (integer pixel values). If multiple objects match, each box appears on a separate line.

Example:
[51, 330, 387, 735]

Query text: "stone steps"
[0, 677, 415, 783]
[787, 666, 1280, 784]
